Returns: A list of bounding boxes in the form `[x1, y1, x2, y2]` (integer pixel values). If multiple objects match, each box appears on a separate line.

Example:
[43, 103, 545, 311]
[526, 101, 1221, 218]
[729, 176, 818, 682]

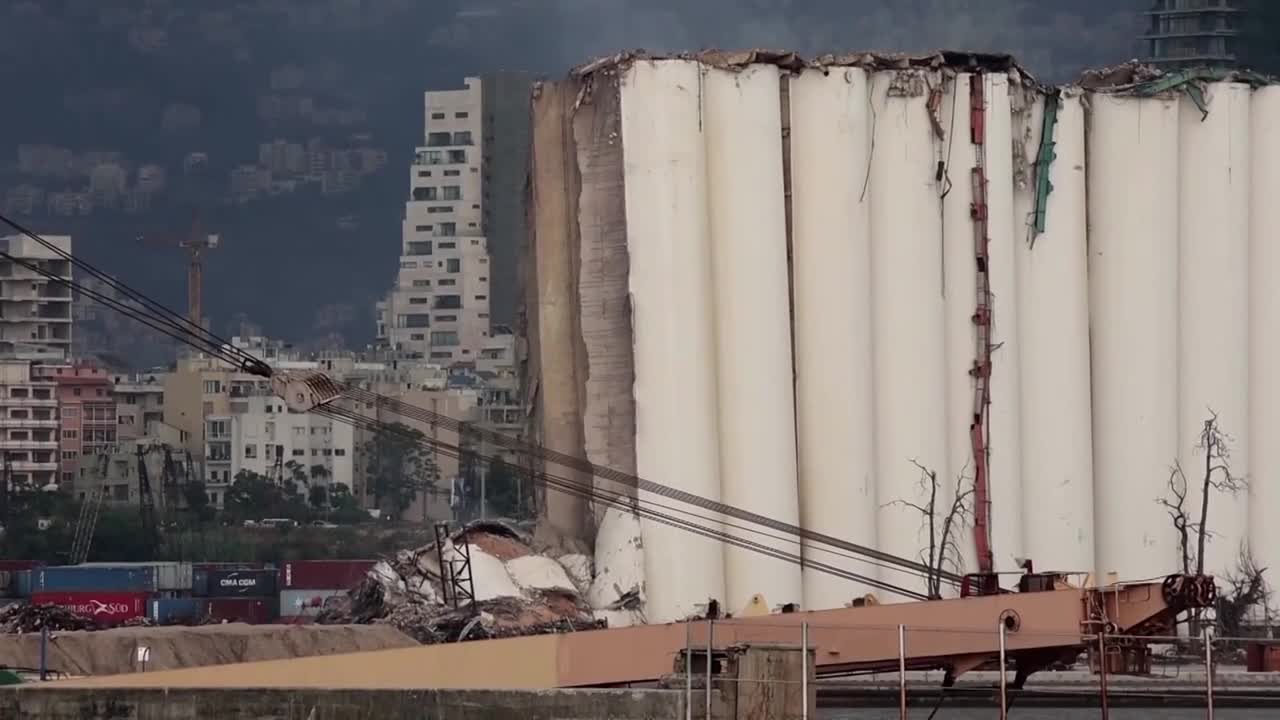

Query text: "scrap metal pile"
[316, 520, 642, 644]
[0, 604, 97, 633]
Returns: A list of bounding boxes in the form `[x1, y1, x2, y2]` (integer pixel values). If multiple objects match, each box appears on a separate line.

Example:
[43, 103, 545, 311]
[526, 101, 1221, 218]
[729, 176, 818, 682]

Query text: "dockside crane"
[137, 210, 220, 329]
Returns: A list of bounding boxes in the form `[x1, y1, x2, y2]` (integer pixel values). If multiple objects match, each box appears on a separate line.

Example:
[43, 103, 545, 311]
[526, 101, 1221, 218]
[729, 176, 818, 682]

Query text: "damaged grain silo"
[521, 50, 1280, 625]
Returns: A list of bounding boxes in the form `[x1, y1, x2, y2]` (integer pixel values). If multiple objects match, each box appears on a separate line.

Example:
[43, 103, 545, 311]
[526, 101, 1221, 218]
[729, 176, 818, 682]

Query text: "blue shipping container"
[76, 562, 192, 591]
[36, 566, 157, 593]
[149, 598, 202, 625]
[192, 570, 209, 597]
[14, 570, 32, 598]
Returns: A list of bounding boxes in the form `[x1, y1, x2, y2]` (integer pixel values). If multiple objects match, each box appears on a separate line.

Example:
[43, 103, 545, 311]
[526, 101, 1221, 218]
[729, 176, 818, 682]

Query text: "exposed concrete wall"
[3, 687, 684, 720]
[529, 80, 589, 544]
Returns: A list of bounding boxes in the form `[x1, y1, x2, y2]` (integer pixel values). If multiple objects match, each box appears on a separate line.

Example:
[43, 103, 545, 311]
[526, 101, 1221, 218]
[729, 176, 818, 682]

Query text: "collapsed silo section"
[703, 64, 803, 614]
[619, 59, 728, 622]
[789, 65, 878, 608]
[1014, 89, 1096, 576]
[1176, 82, 1251, 579]
[1249, 85, 1280, 586]
[1086, 89, 1181, 582]
[868, 68, 950, 597]
[566, 67, 646, 624]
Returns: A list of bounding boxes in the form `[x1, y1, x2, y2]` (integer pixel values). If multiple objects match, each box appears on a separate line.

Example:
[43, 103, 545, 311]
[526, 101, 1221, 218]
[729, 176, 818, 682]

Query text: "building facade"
[1143, 0, 1245, 67]
[378, 72, 532, 362]
[0, 234, 72, 360]
[111, 372, 167, 441]
[50, 364, 117, 486]
[0, 360, 60, 489]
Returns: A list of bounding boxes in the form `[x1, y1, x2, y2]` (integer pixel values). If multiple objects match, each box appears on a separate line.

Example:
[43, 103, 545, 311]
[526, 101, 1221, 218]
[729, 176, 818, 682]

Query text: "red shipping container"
[279, 560, 375, 590]
[203, 597, 279, 625]
[193, 562, 270, 572]
[0, 560, 42, 572]
[31, 591, 147, 626]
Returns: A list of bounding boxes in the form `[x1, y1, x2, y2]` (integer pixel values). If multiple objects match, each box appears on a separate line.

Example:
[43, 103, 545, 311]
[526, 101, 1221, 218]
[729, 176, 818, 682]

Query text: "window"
[427, 131, 452, 147]
[452, 131, 472, 145]
[335, 448, 346, 457]
[323, 449, 333, 457]
[409, 297, 429, 305]
[61, 450, 77, 461]
[438, 278, 457, 287]
[62, 472, 74, 485]
[435, 314, 457, 322]
[442, 186, 461, 201]
[417, 170, 430, 178]
[437, 241, 457, 249]
[410, 333, 425, 341]
[431, 112, 445, 120]
[427, 206, 453, 214]
[96, 389, 104, 397]
[443, 169, 461, 177]
[292, 448, 305, 457]
[447, 149, 466, 164]
[430, 331, 460, 346]
[438, 223, 456, 237]
[446, 258, 461, 273]
[455, 111, 469, 119]
[407, 241, 433, 256]
[399, 261, 418, 270]
[425, 150, 443, 164]
[412, 279, 431, 288]
[203, 380, 222, 394]
[73, 388, 81, 396]
[62, 429, 77, 439]
[475, 295, 488, 301]
[412, 186, 438, 201]
[245, 444, 258, 459]
[479, 276, 488, 282]
[414, 224, 432, 232]
[431, 351, 452, 359]
[434, 295, 462, 310]
[405, 314, 431, 328]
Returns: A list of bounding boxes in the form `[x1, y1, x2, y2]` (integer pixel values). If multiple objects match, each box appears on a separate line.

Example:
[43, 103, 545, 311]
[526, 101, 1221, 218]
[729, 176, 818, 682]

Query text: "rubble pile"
[316, 519, 618, 644]
[0, 604, 97, 633]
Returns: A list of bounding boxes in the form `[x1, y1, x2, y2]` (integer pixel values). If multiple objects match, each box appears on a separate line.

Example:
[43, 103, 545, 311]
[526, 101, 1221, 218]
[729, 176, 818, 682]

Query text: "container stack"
[278, 560, 374, 623]
[28, 562, 193, 627]
[0, 561, 40, 611]
[194, 562, 280, 624]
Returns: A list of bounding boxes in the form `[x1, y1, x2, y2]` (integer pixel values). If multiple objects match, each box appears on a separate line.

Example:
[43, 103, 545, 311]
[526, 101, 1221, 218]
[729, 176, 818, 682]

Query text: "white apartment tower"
[0, 234, 72, 360]
[379, 78, 492, 361]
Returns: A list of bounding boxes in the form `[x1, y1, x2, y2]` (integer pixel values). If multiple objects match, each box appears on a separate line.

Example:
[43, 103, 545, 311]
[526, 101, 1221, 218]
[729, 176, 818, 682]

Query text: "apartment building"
[111, 372, 166, 441]
[0, 360, 60, 489]
[378, 72, 532, 362]
[205, 394, 354, 506]
[49, 364, 118, 486]
[1143, 0, 1246, 67]
[0, 234, 72, 360]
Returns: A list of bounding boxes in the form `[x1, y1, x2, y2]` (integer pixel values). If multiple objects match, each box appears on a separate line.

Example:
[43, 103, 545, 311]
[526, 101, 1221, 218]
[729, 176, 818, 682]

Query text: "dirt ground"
[0, 623, 418, 677]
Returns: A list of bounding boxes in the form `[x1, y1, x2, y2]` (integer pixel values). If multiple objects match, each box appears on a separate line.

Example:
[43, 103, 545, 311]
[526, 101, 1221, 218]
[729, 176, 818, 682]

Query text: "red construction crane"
[137, 210, 219, 328]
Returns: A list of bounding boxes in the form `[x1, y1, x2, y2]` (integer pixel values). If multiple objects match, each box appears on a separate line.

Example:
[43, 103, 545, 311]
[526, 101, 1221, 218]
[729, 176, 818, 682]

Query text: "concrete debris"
[0, 605, 96, 633]
[316, 519, 613, 643]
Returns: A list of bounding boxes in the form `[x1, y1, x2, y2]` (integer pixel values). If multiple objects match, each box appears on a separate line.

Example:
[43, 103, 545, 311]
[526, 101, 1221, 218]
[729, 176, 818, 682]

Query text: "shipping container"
[13, 570, 31, 598]
[202, 569, 277, 598]
[30, 591, 148, 626]
[0, 560, 43, 572]
[75, 562, 193, 591]
[203, 597, 279, 625]
[36, 566, 158, 593]
[148, 598, 201, 625]
[278, 589, 346, 618]
[279, 560, 374, 590]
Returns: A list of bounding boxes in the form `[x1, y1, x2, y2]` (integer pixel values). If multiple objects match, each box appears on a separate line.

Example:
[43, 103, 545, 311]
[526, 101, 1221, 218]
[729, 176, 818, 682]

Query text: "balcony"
[0, 440, 58, 450]
[0, 418, 57, 428]
[0, 397, 57, 407]
[10, 460, 58, 472]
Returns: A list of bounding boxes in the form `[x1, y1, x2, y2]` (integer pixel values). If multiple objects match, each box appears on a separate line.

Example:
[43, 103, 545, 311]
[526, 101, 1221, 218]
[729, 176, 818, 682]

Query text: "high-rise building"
[0, 360, 61, 490]
[0, 234, 73, 360]
[1142, 0, 1245, 68]
[378, 72, 532, 361]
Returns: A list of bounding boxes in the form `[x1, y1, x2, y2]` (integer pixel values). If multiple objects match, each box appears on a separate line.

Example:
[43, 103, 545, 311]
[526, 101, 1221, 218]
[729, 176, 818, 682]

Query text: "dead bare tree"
[1156, 410, 1264, 631]
[1217, 546, 1272, 638]
[888, 460, 975, 599]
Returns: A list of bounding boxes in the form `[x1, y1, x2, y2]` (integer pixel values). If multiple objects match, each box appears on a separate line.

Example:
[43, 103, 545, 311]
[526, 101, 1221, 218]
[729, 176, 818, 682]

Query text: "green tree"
[224, 470, 311, 524]
[308, 484, 329, 510]
[327, 483, 368, 525]
[363, 423, 438, 518]
[181, 481, 214, 524]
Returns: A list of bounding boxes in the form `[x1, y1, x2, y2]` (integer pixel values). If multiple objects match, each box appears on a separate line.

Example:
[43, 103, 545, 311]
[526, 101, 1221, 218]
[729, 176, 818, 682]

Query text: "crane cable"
[311, 402, 932, 600]
[0, 214, 959, 592]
